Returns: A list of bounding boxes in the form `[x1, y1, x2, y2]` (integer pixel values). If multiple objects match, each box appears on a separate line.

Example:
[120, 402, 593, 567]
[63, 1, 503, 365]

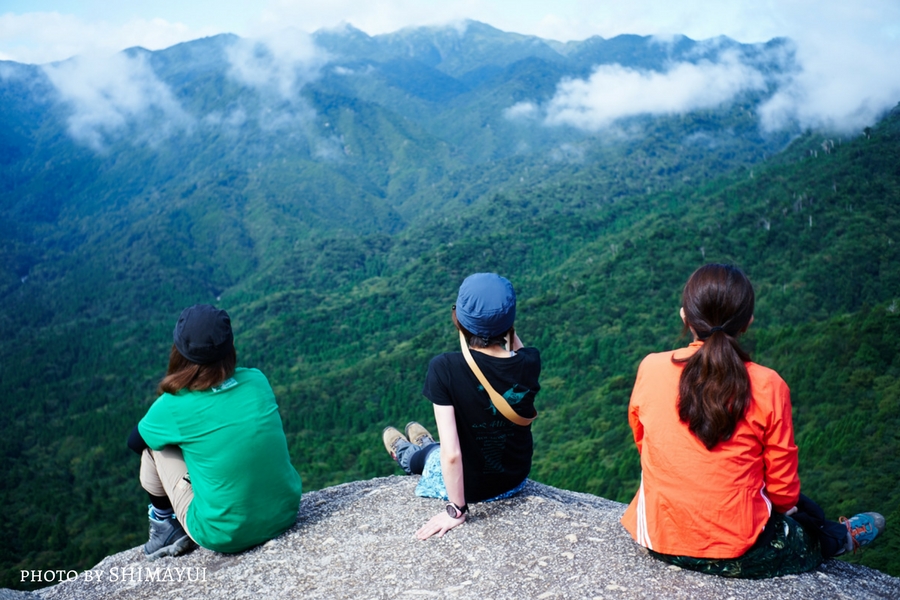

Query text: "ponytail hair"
[674, 264, 755, 450]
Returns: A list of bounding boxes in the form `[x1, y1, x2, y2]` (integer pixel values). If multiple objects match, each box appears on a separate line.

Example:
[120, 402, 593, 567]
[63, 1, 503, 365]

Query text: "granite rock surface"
[5, 476, 899, 599]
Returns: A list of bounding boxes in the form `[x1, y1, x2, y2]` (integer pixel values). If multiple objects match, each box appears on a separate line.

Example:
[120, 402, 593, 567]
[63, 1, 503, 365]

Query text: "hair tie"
[709, 326, 725, 334]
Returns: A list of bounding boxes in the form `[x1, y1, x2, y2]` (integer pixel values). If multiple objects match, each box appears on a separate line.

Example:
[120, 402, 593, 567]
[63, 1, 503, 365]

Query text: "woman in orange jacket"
[621, 264, 884, 578]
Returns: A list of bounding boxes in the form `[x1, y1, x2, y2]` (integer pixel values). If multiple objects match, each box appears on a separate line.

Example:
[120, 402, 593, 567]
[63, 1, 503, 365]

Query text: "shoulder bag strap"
[458, 330, 536, 427]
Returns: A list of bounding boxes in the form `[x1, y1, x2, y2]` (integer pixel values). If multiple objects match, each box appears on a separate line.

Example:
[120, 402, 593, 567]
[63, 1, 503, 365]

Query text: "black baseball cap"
[173, 304, 234, 364]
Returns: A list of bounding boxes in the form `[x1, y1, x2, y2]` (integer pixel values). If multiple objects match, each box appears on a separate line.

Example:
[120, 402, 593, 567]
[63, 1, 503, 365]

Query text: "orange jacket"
[621, 342, 800, 558]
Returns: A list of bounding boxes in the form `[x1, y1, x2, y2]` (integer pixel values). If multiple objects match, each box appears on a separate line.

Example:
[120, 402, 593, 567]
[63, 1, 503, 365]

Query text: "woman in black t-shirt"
[382, 273, 541, 540]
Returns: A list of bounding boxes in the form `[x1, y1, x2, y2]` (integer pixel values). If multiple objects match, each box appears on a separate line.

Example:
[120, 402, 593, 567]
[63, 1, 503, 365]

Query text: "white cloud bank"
[226, 29, 329, 101]
[508, 52, 767, 131]
[501, 1, 900, 134]
[223, 30, 332, 134]
[9, 1, 899, 139]
[43, 52, 192, 150]
[756, 4, 900, 133]
[39, 29, 333, 150]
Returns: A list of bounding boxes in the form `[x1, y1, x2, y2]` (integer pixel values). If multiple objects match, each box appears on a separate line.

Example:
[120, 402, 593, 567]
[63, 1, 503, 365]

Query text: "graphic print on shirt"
[476, 431, 514, 473]
[478, 383, 532, 417]
[472, 383, 531, 473]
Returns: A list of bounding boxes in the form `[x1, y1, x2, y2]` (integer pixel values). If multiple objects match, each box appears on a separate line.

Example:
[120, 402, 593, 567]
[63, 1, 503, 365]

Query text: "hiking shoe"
[382, 426, 407, 460]
[144, 506, 193, 561]
[405, 421, 436, 447]
[840, 512, 885, 551]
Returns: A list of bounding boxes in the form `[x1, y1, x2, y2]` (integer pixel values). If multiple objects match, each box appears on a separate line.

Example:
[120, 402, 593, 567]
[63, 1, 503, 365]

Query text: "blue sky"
[2, 1, 900, 134]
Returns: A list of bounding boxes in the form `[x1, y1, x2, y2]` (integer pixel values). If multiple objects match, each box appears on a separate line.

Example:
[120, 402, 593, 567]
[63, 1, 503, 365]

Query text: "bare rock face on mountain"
[7, 477, 900, 599]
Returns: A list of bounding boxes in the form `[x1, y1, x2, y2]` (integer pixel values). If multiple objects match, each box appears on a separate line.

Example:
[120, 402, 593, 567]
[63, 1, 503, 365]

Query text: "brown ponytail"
[674, 264, 755, 450]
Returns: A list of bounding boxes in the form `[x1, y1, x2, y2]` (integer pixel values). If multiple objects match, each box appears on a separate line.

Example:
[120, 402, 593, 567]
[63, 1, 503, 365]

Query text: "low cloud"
[313, 135, 347, 161]
[0, 63, 22, 81]
[503, 101, 540, 121]
[549, 143, 586, 163]
[512, 52, 766, 131]
[758, 7, 900, 133]
[43, 52, 192, 150]
[226, 30, 329, 101]
[204, 108, 248, 129]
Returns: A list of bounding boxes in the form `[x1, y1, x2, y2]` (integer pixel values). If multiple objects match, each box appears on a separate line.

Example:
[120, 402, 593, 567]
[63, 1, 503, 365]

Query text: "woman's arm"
[127, 424, 148, 454]
[762, 377, 801, 513]
[628, 360, 646, 454]
[510, 333, 524, 352]
[416, 404, 467, 540]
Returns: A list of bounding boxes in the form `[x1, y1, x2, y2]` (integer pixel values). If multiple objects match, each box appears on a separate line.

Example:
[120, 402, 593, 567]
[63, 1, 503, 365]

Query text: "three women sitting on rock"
[131, 267, 884, 577]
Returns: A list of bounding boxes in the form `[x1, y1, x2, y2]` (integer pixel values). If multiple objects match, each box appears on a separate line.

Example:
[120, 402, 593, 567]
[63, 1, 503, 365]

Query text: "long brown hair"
[157, 344, 237, 395]
[674, 264, 755, 450]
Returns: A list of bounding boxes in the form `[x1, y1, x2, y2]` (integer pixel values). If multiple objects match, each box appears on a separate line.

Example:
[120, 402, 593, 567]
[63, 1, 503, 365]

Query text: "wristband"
[446, 502, 468, 519]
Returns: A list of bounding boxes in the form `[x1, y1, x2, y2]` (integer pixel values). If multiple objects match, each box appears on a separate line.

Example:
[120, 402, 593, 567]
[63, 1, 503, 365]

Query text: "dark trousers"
[649, 495, 847, 579]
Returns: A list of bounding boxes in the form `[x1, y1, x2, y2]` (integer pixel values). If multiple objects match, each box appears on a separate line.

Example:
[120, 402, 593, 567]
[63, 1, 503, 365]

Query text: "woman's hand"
[510, 333, 524, 352]
[418, 405, 467, 540]
[416, 511, 466, 540]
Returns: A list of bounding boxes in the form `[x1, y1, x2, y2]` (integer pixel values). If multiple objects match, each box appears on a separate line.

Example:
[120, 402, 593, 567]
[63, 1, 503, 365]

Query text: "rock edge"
[5, 476, 899, 599]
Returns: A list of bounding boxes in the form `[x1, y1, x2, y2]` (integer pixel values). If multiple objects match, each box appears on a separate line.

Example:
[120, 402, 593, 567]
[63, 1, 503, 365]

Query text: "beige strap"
[458, 330, 536, 427]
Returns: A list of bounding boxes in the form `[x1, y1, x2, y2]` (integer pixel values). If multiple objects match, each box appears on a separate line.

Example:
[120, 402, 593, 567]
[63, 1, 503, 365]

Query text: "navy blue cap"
[173, 304, 234, 364]
[455, 273, 516, 337]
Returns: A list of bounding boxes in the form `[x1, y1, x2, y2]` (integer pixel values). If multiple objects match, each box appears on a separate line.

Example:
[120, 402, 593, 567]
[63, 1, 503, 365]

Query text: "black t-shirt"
[422, 347, 541, 503]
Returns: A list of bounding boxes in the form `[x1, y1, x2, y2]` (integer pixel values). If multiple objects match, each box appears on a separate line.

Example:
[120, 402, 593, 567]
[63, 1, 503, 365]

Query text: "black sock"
[149, 494, 173, 519]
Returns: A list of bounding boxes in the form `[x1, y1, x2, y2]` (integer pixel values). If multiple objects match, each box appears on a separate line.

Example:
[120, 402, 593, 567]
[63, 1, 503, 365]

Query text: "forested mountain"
[1, 21, 898, 590]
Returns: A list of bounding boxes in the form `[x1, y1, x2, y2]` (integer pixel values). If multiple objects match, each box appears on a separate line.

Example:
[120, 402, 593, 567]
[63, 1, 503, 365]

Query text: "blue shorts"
[414, 447, 527, 502]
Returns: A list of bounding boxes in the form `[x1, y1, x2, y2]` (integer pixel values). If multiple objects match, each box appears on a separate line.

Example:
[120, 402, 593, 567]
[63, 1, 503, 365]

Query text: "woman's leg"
[414, 445, 449, 500]
[140, 447, 194, 532]
[649, 513, 823, 579]
[408, 443, 440, 475]
[790, 493, 864, 558]
[139, 447, 195, 559]
[394, 440, 439, 475]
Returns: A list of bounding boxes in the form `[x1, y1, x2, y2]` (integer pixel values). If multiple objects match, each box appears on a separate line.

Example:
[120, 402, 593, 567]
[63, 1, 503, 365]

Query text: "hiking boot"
[144, 506, 193, 561]
[405, 421, 436, 447]
[382, 426, 407, 460]
[840, 512, 885, 552]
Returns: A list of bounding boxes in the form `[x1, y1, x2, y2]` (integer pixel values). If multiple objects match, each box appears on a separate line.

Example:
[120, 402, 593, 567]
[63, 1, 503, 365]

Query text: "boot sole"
[144, 534, 193, 561]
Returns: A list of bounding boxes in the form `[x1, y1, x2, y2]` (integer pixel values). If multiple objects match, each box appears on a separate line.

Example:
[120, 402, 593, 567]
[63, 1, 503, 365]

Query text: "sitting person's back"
[128, 304, 303, 559]
[381, 273, 541, 539]
[621, 264, 884, 578]
[421, 344, 539, 503]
